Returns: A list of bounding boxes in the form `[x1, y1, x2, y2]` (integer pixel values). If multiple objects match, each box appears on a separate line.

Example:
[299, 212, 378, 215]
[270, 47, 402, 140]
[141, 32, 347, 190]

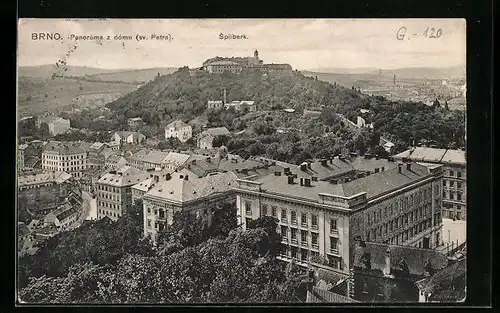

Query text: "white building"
[197, 127, 231, 150]
[113, 131, 146, 145]
[207, 100, 224, 110]
[37, 116, 71, 136]
[41, 141, 88, 179]
[165, 120, 192, 143]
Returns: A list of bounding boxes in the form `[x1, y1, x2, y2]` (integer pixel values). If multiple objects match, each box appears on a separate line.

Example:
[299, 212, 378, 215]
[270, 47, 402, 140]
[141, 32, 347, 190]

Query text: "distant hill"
[18, 65, 130, 78]
[305, 65, 465, 80]
[18, 76, 137, 116]
[105, 68, 363, 122]
[19, 65, 178, 84]
[86, 68, 177, 84]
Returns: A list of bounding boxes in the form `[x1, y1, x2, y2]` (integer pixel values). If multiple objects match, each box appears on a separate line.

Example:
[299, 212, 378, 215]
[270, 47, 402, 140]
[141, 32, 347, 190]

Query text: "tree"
[212, 134, 230, 148]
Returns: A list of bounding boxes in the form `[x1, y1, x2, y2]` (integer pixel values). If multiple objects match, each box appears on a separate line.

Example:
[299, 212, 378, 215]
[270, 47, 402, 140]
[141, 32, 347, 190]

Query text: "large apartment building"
[394, 147, 466, 220]
[234, 161, 444, 275]
[95, 166, 150, 221]
[142, 170, 237, 243]
[41, 141, 88, 179]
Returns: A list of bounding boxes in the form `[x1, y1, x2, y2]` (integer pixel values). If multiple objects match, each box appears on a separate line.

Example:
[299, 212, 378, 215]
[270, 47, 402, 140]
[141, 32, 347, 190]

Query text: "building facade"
[95, 166, 150, 221]
[394, 147, 466, 220]
[142, 171, 237, 243]
[207, 100, 224, 110]
[113, 131, 146, 145]
[128, 117, 144, 130]
[234, 161, 444, 275]
[41, 141, 88, 179]
[165, 120, 192, 143]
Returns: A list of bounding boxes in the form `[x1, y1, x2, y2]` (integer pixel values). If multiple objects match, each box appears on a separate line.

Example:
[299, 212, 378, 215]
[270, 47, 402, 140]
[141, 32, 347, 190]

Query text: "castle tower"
[254, 49, 259, 59]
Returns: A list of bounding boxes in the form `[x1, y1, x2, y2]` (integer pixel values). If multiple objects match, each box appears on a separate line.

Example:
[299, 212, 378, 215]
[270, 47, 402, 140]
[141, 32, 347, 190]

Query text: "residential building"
[41, 141, 88, 179]
[197, 127, 231, 150]
[161, 152, 205, 171]
[37, 116, 71, 136]
[349, 239, 449, 302]
[43, 203, 82, 232]
[108, 141, 121, 151]
[234, 161, 444, 275]
[165, 120, 192, 142]
[131, 169, 173, 205]
[113, 131, 146, 145]
[105, 154, 128, 170]
[87, 142, 114, 169]
[224, 100, 256, 112]
[142, 171, 238, 244]
[207, 100, 224, 110]
[128, 117, 144, 130]
[95, 166, 150, 221]
[394, 147, 466, 220]
[18, 171, 81, 216]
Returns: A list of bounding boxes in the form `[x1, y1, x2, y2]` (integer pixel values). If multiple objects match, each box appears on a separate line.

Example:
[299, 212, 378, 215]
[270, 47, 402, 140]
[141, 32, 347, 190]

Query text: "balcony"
[311, 223, 318, 230]
[311, 243, 319, 250]
[329, 248, 340, 255]
[291, 238, 298, 245]
[291, 219, 298, 226]
[330, 228, 339, 236]
[300, 240, 308, 247]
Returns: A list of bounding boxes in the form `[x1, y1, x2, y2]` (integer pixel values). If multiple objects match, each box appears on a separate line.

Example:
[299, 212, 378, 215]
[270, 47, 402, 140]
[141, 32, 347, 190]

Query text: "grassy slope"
[18, 77, 137, 116]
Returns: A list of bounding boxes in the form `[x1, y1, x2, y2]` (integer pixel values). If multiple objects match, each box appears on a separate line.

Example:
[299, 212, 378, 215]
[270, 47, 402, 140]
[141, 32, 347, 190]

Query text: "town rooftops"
[43, 141, 86, 155]
[352, 241, 449, 277]
[18, 171, 72, 187]
[143, 171, 237, 204]
[97, 166, 149, 187]
[143, 150, 170, 165]
[236, 162, 438, 205]
[394, 147, 466, 166]
[54, 203, 80, 221]
[131, 177, 156, 192]
[166, 119, 190, 130]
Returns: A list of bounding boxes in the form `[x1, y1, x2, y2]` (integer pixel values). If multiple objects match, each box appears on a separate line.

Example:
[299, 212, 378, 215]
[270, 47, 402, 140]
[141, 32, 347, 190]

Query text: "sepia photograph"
[16, 18, 467, 304]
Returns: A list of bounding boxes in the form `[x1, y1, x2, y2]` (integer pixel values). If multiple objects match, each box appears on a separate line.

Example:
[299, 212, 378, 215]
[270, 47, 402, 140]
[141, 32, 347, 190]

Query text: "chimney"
[184, 174, 189, 180]
[223, 88, 227, 104]
[406, 163, 411, 171]
[398, 163, 402, 173]
[329, 159, 333, 164]
[300, 163, 307, 171]
[304, 178, 311, 187]
[153, 175, 159, 183]
[287, 176, 295, 185]
[165, 173, 171, 180]
[206, 157, 211, 162]
[374, 168, 379, 173]
[179, 174, 184, 179]
[383, 247, 391, 276]
[192, 159, 196, 165]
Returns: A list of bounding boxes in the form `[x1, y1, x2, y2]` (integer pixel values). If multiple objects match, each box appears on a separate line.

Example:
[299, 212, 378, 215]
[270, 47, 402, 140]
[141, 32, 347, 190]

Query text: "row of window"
[278, 226, 339, 253]
[280, 247, 342, 270]
[44, 154, 84, 161]
[146, 219, 166, 232]
[97, 184, 122, 193]
[97, 200, 121, 211]
[367, 217, 434, 242]
[443, 190, 464, 201]
[448, 170, 463, 178]
[443, 180, 464, 189]
[250, 203, 328, 230]
[98, 192, 121, 202]
[367, 199, 431, 226]
[98, 209, 120, 218]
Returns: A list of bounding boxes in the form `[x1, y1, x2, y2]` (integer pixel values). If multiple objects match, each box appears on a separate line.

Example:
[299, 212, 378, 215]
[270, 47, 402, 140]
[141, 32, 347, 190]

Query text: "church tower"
[254, 49, 259, 59]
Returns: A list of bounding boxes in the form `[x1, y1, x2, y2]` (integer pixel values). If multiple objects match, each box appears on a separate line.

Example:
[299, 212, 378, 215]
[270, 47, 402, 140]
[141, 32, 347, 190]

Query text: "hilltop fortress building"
[202, 50, 292, 75]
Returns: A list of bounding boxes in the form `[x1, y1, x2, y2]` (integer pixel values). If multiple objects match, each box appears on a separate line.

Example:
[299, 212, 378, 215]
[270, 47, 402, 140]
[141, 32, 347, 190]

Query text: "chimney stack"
[300, 163, 307, 171]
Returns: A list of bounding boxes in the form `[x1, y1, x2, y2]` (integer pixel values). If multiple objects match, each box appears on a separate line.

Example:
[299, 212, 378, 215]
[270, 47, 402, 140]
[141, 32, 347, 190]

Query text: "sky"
[18, 19, 466, 71]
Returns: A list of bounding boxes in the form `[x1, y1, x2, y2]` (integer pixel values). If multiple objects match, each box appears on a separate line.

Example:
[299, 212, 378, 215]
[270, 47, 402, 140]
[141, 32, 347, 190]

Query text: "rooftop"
[166, 119, 190, 130]
[352, 241, 449, 277]
[394, 147, 466, 165]
[97, 166, 149, 187]
[415, 257, 466, 296]
[43, 141, 86, 155]
[306, 287, 359, 303]
[201, 127, 231, 137]
[237, 162, 435, 204]
[18, 171, 72, 187]
[144, 171, 237, 204]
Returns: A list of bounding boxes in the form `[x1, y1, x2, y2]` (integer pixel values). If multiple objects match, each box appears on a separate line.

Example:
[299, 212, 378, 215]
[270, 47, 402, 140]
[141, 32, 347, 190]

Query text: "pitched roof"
[143, 150, 170, 165]
[209, 60, 240, 66]
[18, 171, 72, 187]
[54, 204, 80, 221]
[241, 162, 433, 203]
[353, 241, 449, 277]
[161, 152, 192, 166]
[202, 127, 231, 137]
[415, 257, 466, 295]
[395, 147, 465, 165]
[306, 287, 359, 303]
[166, 120, 190, 130]
[144, 171, 237, 204]
[106, 154, 126, 163]
[43, 141, 86, 155]
[97, 166, 149, 187]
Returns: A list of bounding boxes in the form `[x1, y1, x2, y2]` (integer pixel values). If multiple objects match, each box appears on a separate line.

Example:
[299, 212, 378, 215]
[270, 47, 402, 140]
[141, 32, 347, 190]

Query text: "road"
[82, 190, 97, 221]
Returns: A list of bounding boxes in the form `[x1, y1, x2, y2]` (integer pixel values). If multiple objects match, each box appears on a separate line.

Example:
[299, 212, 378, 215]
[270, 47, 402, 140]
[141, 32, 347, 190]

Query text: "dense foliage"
[18, 202, 305, 303]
